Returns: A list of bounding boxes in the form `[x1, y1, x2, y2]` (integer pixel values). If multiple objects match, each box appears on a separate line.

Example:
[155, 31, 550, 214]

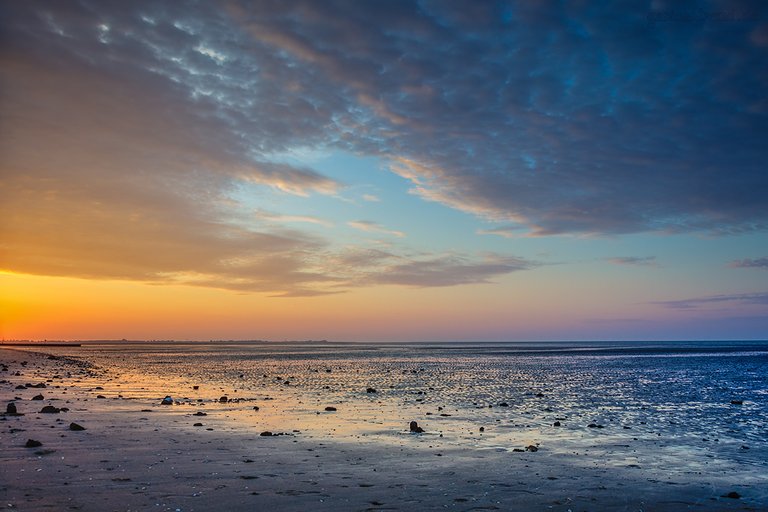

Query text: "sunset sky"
[1, 1, 767, 341]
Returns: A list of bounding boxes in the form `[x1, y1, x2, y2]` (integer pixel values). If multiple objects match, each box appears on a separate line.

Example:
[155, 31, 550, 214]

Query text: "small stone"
[161, 396, 173, 405]
[69, 422, 86, 431]
[409, 421, 424, 433]
[25, 439, 43, 448]
[6, 403, 17, 414]
[194, 411, 207, 416]
[260, 431, 273, 436]
[96, 395, 106, 399]
[722, 491, 741, 499]
[31, 394, 44, 401]
[535, 392, 544, 397]
[366, 387, 377, 393]
[498, 402, 509, 407]
[512, 448, 525, 452]
[526, 445, 538, 452]
[193, 423, 203, 427]
[193, 385, 199, 390]
[253, 406, 260, 411]
[219, 396, 228, 403]
[324, 406, 337, 412]
[479, 427, 485, 432]
[31, 383, 46, 388]
[553, 421, 561, 427]
[730, 400, 743, 405]
[40, 405, 60, 414]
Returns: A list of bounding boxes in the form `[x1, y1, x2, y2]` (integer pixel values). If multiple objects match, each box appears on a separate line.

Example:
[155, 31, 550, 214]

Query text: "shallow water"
[32, 340, 768, 490]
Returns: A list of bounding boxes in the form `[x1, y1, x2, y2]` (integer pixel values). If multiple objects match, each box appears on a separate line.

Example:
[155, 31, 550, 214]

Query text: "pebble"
[25, 439, 43, 448]
[409, 421, 424, 433]
[219, 396, 228, 403]
[526, 445, 538, 452]
[40, 405, 60, 414]
[260, 431, 273, 436]
[325, 406, 337, 412]
[69, 422, 86, 431]
[366, 388, 377, 393]
[730, 400, 743, 405]
[6, 402, 17, 414]
[553, 421, 561, 427]
[161, 396, 173, 405]
[31, 394, 44, 401]
[722, 491, 741, 499]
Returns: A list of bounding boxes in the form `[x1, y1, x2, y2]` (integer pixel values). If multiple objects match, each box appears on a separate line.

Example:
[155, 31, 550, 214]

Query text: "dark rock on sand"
[219, 396, 228, 403]
[260, 431, 273, 436]
[730, 400, 743, 405]
[325, 406, 337, 412]
[15, 385, 25, 390]
[253, 406, 260, 411]
[193, 423, 204, 427]
[722, 492, 741, 499]
[194, 411, 207, 416]
[161, 396, 173, 405]
[409, 421, 425, 433]
[31, 394, 44, 400]
[479, 426, 485, 432]
[31, 383, 46, 388]
[366, 387, 377, 393]
[40, 405, 60, 413]
[512, 448, 525, 452]
[25, 439, 43, 448]
[526, 445, 539, 452]
[553, 421, 561, 427]
[193, 385, 199, 390]
[6, 403, 17, 414]
[69, 422, 86, 431]
[499, 402, 509, 407]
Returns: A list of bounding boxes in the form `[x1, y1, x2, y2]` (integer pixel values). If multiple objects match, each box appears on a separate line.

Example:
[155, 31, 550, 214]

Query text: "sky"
[1, 0, 767, 342]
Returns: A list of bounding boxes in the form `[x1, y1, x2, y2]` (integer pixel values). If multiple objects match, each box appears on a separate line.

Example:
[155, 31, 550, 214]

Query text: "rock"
[553, 421, 561, 427]
[193, 423, 203, 427]
[25, 439, 43, 448]
[409, 421, 424, 433]
[160, 396, 173, 405]
[324, 406, 337, 412]
[31, 394, 44, 401]
[193, 385, 199, 390]
[6, 403, 17, 414]
[512, 448, 525, 452]
[730, 400, 743, 405]
[194, 411, 207, 416]
[722, 491, 741, 499]
[31, 383, 46, 388]
[260, 431, 273, 436]
[535, 392, 544, 397]
[15, 385, 25, 390]
[69, 422, 86, 431]
[253, 406, 260, 411]
[479, 426, 485, 432]
[40, 405, 60, 413]
[526, 445, 539, 452]
[96, 395, 106, 399]
[499, 402, 509, 407]
[219, 396, 228, 403]
[366, 387, 377, 393]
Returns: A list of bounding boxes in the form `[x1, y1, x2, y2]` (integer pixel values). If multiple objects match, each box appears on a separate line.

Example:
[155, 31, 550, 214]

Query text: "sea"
[16, 339, 768, 501]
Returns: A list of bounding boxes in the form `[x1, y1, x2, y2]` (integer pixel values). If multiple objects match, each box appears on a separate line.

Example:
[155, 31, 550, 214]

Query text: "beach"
[2, 344, 766, 511]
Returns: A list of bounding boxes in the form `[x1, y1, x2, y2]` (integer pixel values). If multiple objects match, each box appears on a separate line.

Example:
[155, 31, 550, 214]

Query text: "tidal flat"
[2, 341, 766, 511]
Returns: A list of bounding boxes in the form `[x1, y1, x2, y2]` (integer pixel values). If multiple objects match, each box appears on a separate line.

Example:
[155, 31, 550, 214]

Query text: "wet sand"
[1, 348, 764, 511]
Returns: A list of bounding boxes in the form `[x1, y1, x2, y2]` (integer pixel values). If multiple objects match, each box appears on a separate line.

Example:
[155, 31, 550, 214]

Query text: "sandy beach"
[1, 347, 765, 511]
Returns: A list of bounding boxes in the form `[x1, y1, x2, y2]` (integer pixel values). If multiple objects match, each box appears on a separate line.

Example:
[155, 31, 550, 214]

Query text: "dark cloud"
[367, 254, 534, 287]
[606, 256, 658, 267]
[2, 0, 766, 294]
[729, 257, 768, 269]
[653, 291, 768, 310]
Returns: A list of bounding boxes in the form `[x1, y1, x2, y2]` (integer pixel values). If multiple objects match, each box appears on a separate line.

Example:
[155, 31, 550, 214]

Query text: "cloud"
[606, 256, 658, 267]
[729, 257, 768, 269]
[255, 210, 334, 228]
[653, 292, 768, 310]
[367, 254, 534, 287]
[2, 0, 766, 296]
[348, 220, 405, 238]
[362, 194, 380, 202]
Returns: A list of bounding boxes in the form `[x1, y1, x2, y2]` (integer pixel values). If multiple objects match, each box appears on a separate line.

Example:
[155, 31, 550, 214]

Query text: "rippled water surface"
[40, 340, 768, 482]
